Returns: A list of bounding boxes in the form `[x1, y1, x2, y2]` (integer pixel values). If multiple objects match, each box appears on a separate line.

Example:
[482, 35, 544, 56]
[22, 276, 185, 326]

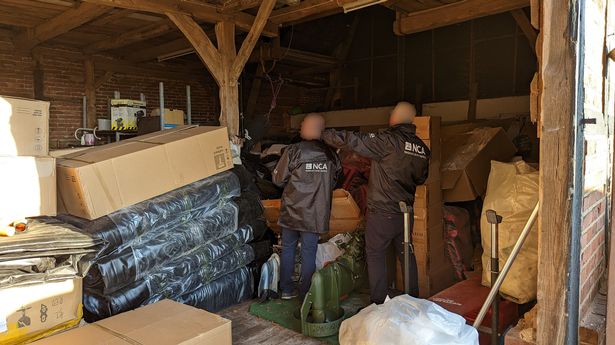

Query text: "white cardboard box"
[0, 96, 49, 156]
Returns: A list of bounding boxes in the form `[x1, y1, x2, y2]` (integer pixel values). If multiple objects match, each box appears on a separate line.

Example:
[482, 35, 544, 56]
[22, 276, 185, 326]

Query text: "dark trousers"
[365, 211, 418, 304]
[280, 228, 320, 297]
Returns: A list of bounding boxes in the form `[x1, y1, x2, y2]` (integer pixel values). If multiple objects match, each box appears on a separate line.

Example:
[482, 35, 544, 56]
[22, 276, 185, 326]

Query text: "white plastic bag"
[315, 233, 352, 270]
[339, 295, 478, 345]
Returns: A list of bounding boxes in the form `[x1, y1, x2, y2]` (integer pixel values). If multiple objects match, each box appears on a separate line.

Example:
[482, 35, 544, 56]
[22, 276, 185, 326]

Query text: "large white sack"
[339, 295, 478, 345]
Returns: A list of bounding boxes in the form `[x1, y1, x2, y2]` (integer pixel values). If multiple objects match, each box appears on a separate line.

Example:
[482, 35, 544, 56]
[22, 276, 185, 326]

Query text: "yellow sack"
[481, 160, 539, 304]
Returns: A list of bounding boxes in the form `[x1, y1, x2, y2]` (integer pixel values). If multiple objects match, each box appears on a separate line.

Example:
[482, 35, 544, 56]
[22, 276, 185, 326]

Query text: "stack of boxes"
[397, 116, 456, 298]
[0, 95, 56, 229]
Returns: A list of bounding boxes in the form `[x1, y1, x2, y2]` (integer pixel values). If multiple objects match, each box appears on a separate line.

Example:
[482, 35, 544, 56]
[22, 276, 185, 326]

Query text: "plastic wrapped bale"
[339, 295, 478, 345]
[59, 171, 240, 256]
[82, 225, 253, 320]
[85, 202, 238, 294]
[481, 160, 539, 304]
[177, 266, 253, 312]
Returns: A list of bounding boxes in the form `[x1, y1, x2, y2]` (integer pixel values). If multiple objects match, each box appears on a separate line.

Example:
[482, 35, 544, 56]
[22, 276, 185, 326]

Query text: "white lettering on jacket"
[305, 162, 328, 172]
[404, 142, 427, 158]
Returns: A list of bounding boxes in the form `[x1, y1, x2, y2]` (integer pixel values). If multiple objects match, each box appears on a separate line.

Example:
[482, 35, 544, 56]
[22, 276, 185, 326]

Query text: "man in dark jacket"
[273, 114, 342, 299]
[321, 102, 430, 304]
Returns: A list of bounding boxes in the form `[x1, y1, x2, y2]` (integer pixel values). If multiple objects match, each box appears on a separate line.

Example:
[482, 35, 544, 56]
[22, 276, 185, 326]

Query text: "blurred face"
[300, 115, 325, 140]
[389, 102, 416, 126]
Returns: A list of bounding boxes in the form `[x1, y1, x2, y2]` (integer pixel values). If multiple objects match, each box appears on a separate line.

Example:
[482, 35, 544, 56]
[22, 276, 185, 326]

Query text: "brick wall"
[0, 35, 219, 149]
[579, 0, 612, 319]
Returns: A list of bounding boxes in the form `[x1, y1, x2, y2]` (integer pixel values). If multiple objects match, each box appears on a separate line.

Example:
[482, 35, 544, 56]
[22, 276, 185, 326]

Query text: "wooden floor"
[219, 300, 325, 345]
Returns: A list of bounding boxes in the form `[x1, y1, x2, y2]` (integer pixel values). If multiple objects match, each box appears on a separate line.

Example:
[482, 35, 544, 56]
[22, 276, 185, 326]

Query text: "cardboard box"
[0, 96, 49, 156]
[57, 126, 232, 220]
[49, 148, 91, 158]
[441, 127, 517, 202]
[152, 108, 185, 129]
[110, 99, 146, 130]
[262, 189, 362, 234]
[0, 278, 82, 345]
[0, 156, 56, 224]
[32, 299, 232, 345]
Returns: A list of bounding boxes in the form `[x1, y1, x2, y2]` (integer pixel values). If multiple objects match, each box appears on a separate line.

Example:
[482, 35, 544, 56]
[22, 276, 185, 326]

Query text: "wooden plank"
[82, 0, 278, 37]
[269, 0, 341, 25]
[216, 20, 239, 136]
[93, 56, 207, 81]
[221, 0, 262, 13]
[535, 0, 575, 343]
[124, 37, 192, 62]
[394, 0, 530, 35]
[232, 0, 276, 80]
[84, 58, 97, 128]
[167, 12, 223, 82]
[530, 0, 540, 29]
[84, 19, 175, 53]
[13, 2, 111, 50]
[511, 9, 538, 49]
[95, 71, 114, 89]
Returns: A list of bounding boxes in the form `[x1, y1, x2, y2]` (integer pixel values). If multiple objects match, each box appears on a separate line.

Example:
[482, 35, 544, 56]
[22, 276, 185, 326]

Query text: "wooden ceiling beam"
[82, 0, 278, 37]
[13, 2, 112, 50]
[393, 0, 530, 35]
[221, 0, 262, 13]
[269, 0, 342, 25]
[84, 19, 176, 53]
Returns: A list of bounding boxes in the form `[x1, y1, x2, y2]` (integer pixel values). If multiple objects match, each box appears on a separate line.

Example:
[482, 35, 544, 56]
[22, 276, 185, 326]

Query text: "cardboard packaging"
[262, 189, 362, 234]
[441, 127, 517, 202]
[0, 95, 49, 156]
[57, 126, 232, 220]
[32, 299, 232, 345]
[110, 99, 146, 130]
[152, 108, 185, 129]
[0, 278, 82, 345]
[0, 156, 56, 225]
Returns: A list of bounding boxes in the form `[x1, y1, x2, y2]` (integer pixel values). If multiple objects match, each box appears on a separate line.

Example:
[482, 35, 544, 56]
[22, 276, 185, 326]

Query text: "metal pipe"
[82, 95, 87, 128]
[399, 201, 412, 295]
[566, 0, 586, 341]
[486, 210, 502, 345]
[473, 203, 539, 328]
[159, 82, 165, 130]
[186, 85, 192, 125]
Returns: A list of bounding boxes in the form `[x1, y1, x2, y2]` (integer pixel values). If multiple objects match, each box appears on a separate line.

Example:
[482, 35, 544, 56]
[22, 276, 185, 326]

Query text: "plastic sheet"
[481, 160, 539, 304]
[177, 266, 253, 312]
[235, 191, 264, 226]
[339, 295, 479, 345]
[63, 171, 240, 255]
[86, 202, 238, 294]
[84, 244, 254, 319]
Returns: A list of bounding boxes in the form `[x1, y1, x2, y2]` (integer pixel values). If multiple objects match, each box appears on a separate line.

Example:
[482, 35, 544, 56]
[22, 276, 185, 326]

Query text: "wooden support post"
[536, 0, 575, 343]
[511, 9, 538, 49]
[168, 0, 275, 136]
[324, 15, 360, 109]
[84, 59, 97, 128]
[246, 66, 264, 118]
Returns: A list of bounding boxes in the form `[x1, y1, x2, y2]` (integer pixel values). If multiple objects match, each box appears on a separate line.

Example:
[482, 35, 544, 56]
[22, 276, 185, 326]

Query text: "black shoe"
[281, 290, 299, 300]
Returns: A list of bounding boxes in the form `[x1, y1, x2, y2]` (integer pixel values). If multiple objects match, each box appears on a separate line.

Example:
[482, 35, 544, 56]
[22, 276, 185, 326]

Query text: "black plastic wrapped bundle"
[85, 202, 238, 294]
[83, 242, 254, 320]
[145, 244, 255, 304]
[176, 266, 253, 312]
[63, 171, 240, 255]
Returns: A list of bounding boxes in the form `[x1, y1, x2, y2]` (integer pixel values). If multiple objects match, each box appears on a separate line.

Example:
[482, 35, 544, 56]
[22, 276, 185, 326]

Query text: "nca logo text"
[305, 162, 328, 172]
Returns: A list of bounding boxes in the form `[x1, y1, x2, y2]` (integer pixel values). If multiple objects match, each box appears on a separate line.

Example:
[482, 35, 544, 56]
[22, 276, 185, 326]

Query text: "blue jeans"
[280, 228, 320, 297]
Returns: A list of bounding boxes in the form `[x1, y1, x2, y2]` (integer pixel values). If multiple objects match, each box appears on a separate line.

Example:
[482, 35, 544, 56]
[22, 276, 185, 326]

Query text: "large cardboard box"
[0, 156, 56, 225]
[262, 189, 362, 234]
[32, 299, 232, 345]
[57, 126, 232, 220]
[0, 278, 82, 345]
[441, 127, 517, 202]
[0, 96, 49, 156]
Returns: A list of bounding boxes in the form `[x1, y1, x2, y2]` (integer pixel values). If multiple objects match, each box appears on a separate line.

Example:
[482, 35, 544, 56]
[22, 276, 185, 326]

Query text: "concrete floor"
[218, 300, 325, 345]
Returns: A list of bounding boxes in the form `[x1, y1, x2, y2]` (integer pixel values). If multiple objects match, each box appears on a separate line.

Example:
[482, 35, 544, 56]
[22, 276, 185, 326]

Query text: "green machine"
[297, 231, 367, 338]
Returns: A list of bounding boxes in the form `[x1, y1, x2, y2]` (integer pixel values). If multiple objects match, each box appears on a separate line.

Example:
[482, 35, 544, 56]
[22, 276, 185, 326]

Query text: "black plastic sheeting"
[85, 202, 239, 295]
[58, 171, 240, 256]
[84, 242, 254, 320]
[176, 266, 253, 312]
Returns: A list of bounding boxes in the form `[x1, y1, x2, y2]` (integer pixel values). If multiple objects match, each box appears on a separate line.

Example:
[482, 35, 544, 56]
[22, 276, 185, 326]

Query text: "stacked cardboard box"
[396, 116, 456, 298]
[0, 95, 56, 227]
